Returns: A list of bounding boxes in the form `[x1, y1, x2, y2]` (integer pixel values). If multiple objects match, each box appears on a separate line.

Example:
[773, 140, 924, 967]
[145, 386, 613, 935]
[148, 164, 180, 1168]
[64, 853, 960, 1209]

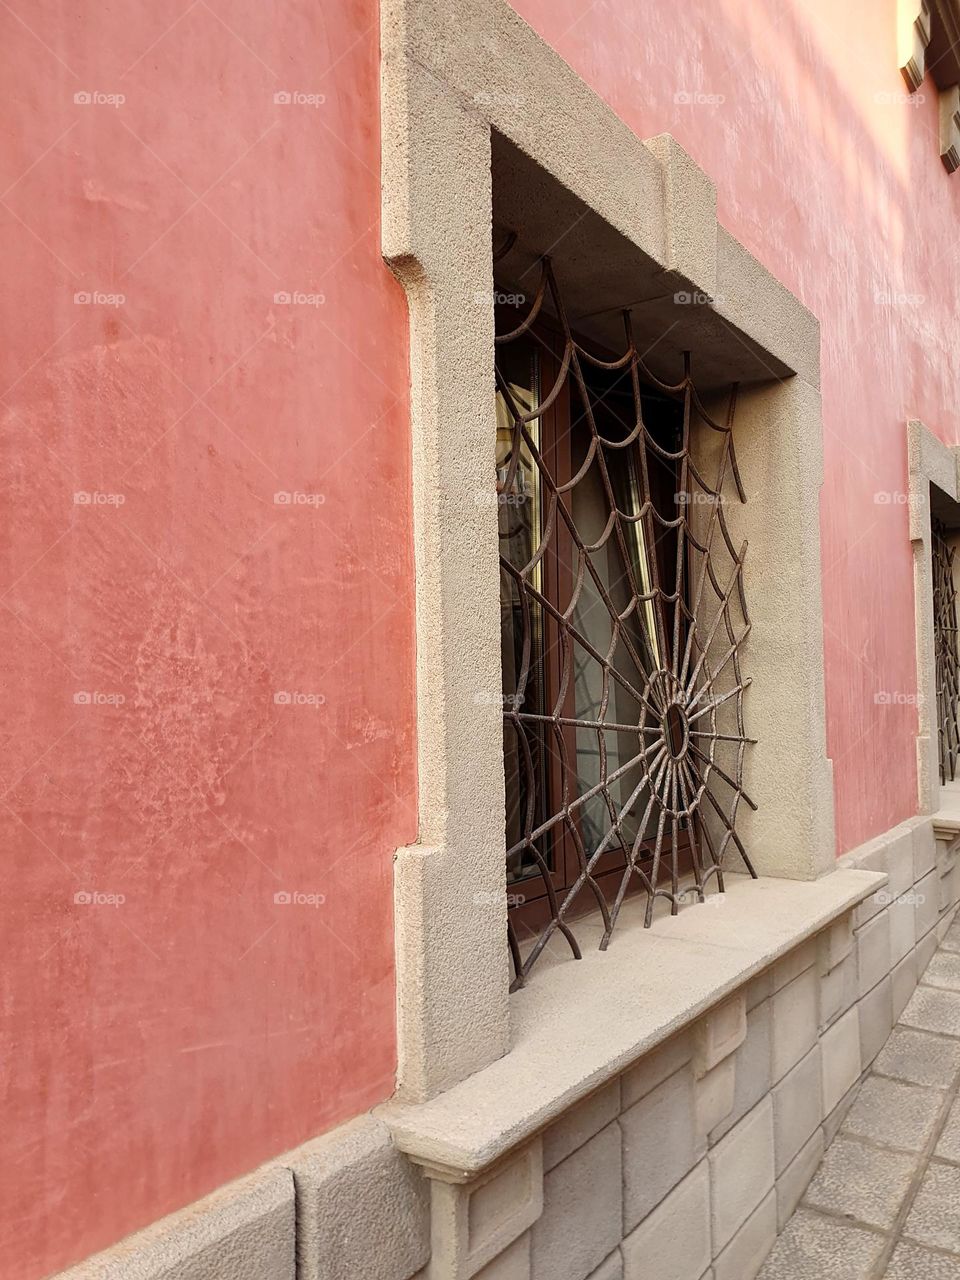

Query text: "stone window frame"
[381, 0, 840, 1107]
[908, 419, 960, 812]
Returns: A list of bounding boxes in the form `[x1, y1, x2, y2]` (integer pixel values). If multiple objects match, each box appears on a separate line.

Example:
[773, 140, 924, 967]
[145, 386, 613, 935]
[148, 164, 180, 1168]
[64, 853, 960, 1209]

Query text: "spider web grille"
[933, 517, 960, 784]
[495, 256, 757, 989]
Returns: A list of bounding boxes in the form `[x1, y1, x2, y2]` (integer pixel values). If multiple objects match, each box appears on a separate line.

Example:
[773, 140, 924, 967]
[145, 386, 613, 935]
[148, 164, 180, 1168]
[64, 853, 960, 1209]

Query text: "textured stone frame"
[908, 419, 960, 811]
[382, 0, 836, 1103]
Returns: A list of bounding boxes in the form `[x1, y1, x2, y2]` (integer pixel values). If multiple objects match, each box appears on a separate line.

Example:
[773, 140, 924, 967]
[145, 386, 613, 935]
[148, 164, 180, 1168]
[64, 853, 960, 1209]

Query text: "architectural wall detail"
[381, 0, 835, 1107]
[52, 813, 952, 1280]
[907, 420, 960, 811]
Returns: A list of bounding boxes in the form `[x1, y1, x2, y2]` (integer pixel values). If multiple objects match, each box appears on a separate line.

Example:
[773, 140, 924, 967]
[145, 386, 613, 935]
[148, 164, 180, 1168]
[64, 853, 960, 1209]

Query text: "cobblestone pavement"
[759, 914, 960, 1279]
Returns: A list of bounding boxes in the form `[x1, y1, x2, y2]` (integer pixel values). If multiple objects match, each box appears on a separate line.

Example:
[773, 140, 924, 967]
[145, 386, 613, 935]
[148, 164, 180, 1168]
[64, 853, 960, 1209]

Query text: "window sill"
[936, 782, 960, 833]
[379, 868, 884, 1177]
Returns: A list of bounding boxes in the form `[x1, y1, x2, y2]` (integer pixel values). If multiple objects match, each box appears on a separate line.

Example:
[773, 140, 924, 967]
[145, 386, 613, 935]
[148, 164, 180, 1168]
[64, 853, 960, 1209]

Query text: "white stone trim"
[379, 869, 882, 1176]
[907, 419, 960, 812]
[381, 0, 836, 1105]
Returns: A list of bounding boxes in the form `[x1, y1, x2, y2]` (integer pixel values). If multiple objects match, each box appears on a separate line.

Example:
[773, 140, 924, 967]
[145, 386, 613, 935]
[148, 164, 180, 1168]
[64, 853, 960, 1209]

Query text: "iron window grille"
[933, 517, 960, 784]
[494, 250, 757, 989]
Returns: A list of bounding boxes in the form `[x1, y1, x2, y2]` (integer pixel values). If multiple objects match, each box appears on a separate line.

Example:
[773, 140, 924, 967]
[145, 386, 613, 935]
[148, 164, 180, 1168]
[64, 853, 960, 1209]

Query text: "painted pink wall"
[2, 1, 956, 1276]
[507, 0, 960, 855]
[0, 2, 414, 1278]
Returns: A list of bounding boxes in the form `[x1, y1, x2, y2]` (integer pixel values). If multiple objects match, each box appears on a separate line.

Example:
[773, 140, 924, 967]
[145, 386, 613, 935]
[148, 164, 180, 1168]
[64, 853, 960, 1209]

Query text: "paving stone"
[755, 1208, 883, 1279]
[886, 1241, 960, 1279]
[875, 1027, 960, 1089]
[801, 1134, 916, 1229]
[902, 987, 960, 1038]
[936, 1094, 960, 1164]
[903, 1161, 960, 1253]
[841, 1076, 942, 1152]
[924, 951, 960, 993]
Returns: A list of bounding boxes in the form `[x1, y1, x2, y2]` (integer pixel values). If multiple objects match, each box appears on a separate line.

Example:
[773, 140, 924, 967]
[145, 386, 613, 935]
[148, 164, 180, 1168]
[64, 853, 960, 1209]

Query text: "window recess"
[494, 247, 757, 988]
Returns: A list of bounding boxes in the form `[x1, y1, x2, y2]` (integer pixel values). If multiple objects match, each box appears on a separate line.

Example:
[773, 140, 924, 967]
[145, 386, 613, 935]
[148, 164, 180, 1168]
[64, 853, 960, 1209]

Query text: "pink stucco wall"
[508, 0, 960, 854]
[0, 3, 415, 1277]
[1, 1, 955, 1277]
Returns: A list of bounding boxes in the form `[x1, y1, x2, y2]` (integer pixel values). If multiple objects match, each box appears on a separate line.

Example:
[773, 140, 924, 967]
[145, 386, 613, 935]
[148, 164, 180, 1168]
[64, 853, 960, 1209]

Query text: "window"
[494, 249, 756, 988]
[933, 517, 960, 782]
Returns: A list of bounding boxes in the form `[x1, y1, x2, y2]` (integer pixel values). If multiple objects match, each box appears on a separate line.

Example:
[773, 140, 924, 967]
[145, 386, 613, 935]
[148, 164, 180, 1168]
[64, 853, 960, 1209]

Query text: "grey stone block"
[772, 1046, 821, 1175]
[890, 894, 918, 965]
[620, 1030, 692, 1110]
[621, 1163, 710, 1280]
[709, 1000, 772, 1143]
[820, 952, 858, 1031]
[903, 1160, 960, 1252]
[755, 1208, 884, 1279]
[542, 1081, 620, 1171]
[58, 1165, 296, 1280]
[855, 912, 891, 997]
[886, 1241, 960, 1279]
[875, 1027, 960, 1088]
[621, 1066, 705, 1230]
[584, 1251, 622, 1280]
[820, 1007, 861, 1116]
[858, 975, 893, 1067]
[902, 986, 960, 1038]
[776, 1130, 823, 1229]
[941, 919, 960, 954]
[916, 870, 940, 940]
[914, 823, 938, 884]
[475, 1236, 531, 1280]
[291, 1117, 429, 1280]
[917, 927, 939, 976]
[532, 1123, 621, 1280]
[936, 1094, 960, 1163]
[923, 950, 960, 993]
[708, 1098, 774, 1252]
[713, 1191, 776, 1280]
[891, 950, 918, 1022]
[823, 1081, 860, 1146]
[841, 1075, 941, 1153]
[802, 1134, 916, 1229]
[771, 967, 819, 1084]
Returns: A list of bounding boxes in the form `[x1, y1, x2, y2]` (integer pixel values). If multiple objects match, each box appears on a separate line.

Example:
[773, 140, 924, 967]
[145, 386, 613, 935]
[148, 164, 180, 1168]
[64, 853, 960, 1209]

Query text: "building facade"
[4, 0, 960, 1278]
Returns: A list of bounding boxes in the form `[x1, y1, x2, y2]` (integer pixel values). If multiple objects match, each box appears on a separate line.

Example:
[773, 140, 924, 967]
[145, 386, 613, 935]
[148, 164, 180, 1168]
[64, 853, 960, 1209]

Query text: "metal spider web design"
[496, 257, 757, 989]
[933, 518, 960, 784]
